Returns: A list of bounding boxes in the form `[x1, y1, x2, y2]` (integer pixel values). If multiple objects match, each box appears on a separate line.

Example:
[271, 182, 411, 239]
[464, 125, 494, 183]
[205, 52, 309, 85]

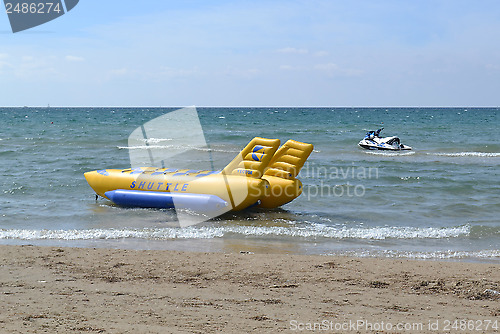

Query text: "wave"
[0, 224, 475, 241]
[118, 145, 239, 153]
[335, 249, 500, 260]
[361, 151, 500, 158]
[193, 146, 240, 153]
[0, 228, 223, 240]
[127, 138, 173, 144]
[118, 145, 177, 150]
[145, 138, 172, 144]
[363, 151, 415, 157]
[430, 152, 500, 157]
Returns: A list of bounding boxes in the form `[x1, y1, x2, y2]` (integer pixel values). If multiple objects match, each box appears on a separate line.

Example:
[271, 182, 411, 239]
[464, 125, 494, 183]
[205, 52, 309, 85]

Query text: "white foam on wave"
[126, 138, 173, 144]
[0, 227, 225, 240]
[431, 152, 500, 157]
[338, 249, 500, 260]
[363, 151, 500, 158]
[364, 151, 415, 157]
[145, 138, 173, 144]
[0, 224, 471, 241]
[118, 145, 176, 150]
[216, 224, 470, 240]
[192, 147, 240, 153]
[118, 145, 239, 153]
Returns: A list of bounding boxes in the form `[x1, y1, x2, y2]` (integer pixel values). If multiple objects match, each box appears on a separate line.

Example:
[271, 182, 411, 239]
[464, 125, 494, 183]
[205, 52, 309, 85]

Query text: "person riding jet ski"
[359, 128, 411, 151]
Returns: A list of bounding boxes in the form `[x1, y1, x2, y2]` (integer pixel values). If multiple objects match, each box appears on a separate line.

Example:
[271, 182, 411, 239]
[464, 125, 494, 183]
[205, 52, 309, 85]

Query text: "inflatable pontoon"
[84, 137, 313, 213]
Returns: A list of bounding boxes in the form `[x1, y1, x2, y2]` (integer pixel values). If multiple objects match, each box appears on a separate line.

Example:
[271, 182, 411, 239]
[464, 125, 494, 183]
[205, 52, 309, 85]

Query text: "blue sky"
[1, 0, 500, 106]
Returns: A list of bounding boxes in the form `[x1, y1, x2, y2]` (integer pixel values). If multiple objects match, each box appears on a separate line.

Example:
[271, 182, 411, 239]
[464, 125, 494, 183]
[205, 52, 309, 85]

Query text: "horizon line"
[1, 105, 499, 108]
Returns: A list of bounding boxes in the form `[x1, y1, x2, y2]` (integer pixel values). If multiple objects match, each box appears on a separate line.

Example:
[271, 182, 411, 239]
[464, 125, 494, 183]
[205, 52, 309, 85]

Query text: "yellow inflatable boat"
[84, 137, 313, 213]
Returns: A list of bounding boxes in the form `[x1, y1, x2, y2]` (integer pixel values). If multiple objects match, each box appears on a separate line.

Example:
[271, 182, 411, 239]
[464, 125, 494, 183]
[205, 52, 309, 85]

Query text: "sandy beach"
[0, 245, 498, 333]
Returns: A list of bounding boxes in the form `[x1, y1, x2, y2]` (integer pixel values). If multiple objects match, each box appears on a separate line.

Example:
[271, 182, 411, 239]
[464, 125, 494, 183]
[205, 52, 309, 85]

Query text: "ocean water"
[1, 107, 499, 262]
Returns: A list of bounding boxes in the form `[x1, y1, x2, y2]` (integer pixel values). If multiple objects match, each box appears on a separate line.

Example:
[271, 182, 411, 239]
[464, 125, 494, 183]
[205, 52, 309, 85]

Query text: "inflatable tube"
[85, 137, 313, 212]
[105, 189, 228, 212]
[85, 167, 270, 211]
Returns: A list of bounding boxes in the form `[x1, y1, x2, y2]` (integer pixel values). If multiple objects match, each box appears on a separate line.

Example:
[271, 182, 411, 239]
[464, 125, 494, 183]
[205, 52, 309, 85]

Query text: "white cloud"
[109, 68, 128, 76]
[0, 54, 12, 72]
[275, 47, 309, 54]
[65, 55, 85, 62]
[314, 51, 329, 57]
[1, 55, 61, 79]
[105, 66, 204, 82]
[224, 67, 262, 78]
[279, 65, 295, 70]
[279, 64, 304, 71]
[159, 66, 201, 78]
[314, 63, 339, 71]
[0, 54, 69, 80]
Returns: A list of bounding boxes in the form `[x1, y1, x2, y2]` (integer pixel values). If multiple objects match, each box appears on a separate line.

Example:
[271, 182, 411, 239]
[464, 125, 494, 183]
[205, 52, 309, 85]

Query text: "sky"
[1, 0, 500, 107]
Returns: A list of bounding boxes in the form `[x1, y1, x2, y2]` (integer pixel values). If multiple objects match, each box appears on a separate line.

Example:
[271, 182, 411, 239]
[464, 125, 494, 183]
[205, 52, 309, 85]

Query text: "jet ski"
[358, 128, 411, 151]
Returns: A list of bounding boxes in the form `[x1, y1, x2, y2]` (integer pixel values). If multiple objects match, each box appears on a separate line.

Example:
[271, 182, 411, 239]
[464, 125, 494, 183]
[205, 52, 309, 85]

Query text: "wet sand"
[0, 245, 499, 333]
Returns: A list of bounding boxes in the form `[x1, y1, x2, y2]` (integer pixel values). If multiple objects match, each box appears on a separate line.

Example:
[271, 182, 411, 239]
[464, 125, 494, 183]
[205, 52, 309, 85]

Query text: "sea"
[1, 107, 499, 262]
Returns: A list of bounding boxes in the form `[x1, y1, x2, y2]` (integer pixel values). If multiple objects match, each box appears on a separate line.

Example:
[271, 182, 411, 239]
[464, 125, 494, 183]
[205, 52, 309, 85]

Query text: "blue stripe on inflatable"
[104, 189, 228, 211]
[106, 189, 174, 208]
[130, 168, 144, 175]
[195, 171, 221, 177]
[172, 169, 201, 176]
[163, 168, 178, 173]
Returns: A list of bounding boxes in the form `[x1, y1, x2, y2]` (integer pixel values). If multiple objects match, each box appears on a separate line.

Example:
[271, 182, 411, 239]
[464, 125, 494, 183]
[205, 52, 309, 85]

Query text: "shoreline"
[1, 239, 499, 265]
[1, 245, 499, 333]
